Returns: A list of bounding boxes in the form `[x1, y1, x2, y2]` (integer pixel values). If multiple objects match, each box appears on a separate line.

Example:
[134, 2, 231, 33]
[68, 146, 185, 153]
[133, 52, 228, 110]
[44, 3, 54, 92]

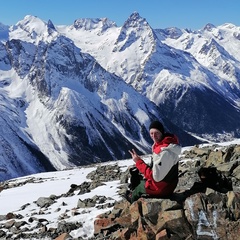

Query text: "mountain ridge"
[0, 12, 239, 181]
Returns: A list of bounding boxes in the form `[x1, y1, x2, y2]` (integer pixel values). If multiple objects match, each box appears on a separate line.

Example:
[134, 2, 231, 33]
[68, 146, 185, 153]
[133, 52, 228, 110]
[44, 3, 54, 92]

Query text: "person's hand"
[128, 149, 141, 163]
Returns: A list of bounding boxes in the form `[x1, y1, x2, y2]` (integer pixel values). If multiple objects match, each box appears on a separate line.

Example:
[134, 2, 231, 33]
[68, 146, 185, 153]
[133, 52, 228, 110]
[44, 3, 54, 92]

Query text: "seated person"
[128, 120, 181, 203]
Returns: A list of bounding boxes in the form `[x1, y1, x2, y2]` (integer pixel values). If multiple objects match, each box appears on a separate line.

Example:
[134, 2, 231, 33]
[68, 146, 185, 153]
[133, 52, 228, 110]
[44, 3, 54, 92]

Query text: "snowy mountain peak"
[160, 27, 184, 39]
[203, 23, 216, 31]
[13, 15, 45, 29]
[47, 19, 57, 33]
[123, 11, 150, 29]
[9, 15, 58, 43]
[114, 11, 155, 53]
[73, 17, 117, 31]
[221, 22, 238, 29]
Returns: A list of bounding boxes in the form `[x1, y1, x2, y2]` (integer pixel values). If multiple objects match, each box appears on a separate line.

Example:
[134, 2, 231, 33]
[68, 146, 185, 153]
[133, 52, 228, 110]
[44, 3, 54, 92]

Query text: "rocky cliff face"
[0, 143, 239, 239]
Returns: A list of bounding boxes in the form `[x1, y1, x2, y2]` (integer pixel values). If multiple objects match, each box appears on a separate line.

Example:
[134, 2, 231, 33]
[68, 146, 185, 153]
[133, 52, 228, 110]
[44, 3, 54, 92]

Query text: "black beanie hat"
[149, 121, 164, 134]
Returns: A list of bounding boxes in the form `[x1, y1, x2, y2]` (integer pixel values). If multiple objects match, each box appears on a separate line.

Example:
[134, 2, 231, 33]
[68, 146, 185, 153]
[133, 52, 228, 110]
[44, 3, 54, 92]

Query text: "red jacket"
[135, 134, 181, 197]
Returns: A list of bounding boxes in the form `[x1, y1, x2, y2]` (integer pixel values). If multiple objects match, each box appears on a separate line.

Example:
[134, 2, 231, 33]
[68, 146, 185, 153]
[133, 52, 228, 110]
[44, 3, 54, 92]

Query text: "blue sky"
[1, 0, 240, 30]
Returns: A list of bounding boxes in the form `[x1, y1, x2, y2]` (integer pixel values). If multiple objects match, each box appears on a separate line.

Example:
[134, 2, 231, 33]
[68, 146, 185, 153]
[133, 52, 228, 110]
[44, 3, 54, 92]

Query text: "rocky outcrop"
[94, 191, 240, 239]
[0, 143, 239, 239]
[93, 144, 240, 239]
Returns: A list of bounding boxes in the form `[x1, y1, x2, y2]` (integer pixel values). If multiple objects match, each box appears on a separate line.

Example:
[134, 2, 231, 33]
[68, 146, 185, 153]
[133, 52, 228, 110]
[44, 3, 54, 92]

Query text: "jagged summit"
[47, 19, 55, 28]
[123, 12, 149, 28]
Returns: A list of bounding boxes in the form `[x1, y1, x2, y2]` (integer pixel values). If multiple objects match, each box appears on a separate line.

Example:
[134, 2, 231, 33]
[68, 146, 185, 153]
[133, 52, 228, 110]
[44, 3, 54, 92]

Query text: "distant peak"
[10, 15, 58, 42]
[47, 20, 56, 32]
[23, 15, 41, 22]
[203, 23, 216, 31]
[162, 27, 183, 39]
[15, 15, 46, 28]
[221, 23, 237, 30]
[73, 18, 116, 31]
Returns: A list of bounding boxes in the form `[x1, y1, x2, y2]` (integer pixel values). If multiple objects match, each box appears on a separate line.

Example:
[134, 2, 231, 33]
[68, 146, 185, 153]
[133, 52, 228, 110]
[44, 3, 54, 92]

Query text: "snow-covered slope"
[58, 13, 240, 140]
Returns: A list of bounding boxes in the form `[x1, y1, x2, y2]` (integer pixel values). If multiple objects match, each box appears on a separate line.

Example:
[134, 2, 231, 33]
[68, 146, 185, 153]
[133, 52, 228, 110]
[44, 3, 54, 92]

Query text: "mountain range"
[0, 12, 240, 181]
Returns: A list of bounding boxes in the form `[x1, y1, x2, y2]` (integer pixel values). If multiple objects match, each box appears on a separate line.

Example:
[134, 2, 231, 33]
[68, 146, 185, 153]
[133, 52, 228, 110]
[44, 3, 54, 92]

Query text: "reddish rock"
[54, 233, 71, 240]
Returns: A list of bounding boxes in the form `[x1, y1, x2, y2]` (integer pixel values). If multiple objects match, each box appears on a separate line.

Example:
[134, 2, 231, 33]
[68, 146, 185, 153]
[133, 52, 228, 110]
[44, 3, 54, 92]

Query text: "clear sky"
[1, 0, 240, 30]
